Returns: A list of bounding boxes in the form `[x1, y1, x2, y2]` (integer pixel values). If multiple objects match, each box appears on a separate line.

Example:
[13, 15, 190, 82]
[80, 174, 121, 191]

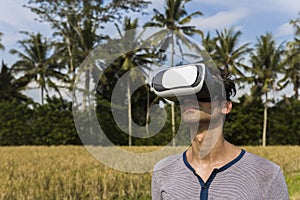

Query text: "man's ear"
[221, 101, 232, 114]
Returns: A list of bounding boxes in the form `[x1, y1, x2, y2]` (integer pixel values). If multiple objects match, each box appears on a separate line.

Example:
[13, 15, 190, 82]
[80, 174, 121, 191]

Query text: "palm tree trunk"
[171, 102, 175, 146]
[262, 92, 268, 146]
[295, 76, 299, 99]
[145, 85, 150, 137]
[127, 76, 132, 146]
[82, 69, 90, 111]
[66, 38, 75, 74]
[41, 86, 44, 105]
[171, 33, 176, 146]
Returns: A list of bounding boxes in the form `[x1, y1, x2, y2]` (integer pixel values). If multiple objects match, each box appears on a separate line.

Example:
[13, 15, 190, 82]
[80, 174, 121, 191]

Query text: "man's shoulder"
[244, 151, 280, 168]
[153, 152, 184, 173]
[239, 151, 281, 176]
[238, 151, 288, 198]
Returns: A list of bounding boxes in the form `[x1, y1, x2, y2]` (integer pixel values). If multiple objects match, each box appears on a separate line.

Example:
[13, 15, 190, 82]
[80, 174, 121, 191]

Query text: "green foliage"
[31, 97, 80, 145]
[1, 94, 298, 146]
[0, 62, 31, 103]
[224, 96, 300, 146]
[249, 33, 284, 98]
[10, 32, 67, 104]
[0, 101, 34, 145]
[224, 95, 264, 145]
[280, 38, 300, 99]
[96, 100, 129, 146]
[0, 0, 299, 146]
[203, 28, 251, 81]
[268, 97, 300, 145]
[0, 97, 80, 145]
[95, 83, 177, 146]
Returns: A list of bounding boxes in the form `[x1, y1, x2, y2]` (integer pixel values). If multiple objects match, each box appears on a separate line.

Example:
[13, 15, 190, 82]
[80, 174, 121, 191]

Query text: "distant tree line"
[0, 0, 299, 146]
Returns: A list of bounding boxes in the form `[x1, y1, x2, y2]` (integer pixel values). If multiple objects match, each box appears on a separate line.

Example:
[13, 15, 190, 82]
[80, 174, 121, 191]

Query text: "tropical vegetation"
[0, 0, 299, 147]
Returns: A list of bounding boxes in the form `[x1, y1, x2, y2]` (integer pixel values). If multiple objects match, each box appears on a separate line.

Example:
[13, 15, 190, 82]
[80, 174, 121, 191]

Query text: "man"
[151, 63, 289, 200]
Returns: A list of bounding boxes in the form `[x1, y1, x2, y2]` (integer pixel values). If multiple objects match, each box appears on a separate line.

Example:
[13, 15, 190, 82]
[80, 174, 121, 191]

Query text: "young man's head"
[151, 62, 236, 126]
[179, 67, 236, 126]
[151, 63, 237, 156]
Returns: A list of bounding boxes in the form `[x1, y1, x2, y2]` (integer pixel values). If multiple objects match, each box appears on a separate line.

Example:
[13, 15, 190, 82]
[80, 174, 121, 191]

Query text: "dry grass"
[0, 146, 299, 200]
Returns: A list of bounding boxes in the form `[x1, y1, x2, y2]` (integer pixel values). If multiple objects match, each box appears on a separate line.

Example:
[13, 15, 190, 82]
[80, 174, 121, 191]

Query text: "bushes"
[0, 97, 81, 145]
[268, 98, 300, 145]
[224, 96, 300, 146]
[0, 100, 34, 145]
[224, 96, 264, 145]
[0, 95, 299, 146]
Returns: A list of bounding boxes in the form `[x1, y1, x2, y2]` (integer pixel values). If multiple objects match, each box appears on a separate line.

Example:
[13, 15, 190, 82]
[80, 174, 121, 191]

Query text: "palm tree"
[278, 40, 300, 99]
[107, 17, 159, 146]
[202, 32, 217, 55]
[278, 14, 300, 99]
[144, 0, 203, 146]
[0, 62, 30, 103]
[290, 12, 300, 36]
[249, 33, 284, 146]
[25, 0, 150, 83]
[51, 2, 112, 111]
[212, 28, 251, 82]
[10, 32, 66, 104]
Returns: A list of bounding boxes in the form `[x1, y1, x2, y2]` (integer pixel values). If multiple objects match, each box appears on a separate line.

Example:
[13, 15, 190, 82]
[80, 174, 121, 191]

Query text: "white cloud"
[190, 9, 249, 31]
[275, 22, 295, 38]
[0, 0, 46, 31]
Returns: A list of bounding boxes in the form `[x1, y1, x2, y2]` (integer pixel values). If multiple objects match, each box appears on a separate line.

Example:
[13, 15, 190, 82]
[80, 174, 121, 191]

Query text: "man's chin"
[183, 119, 200, 124]
[182, 116, 210, 125]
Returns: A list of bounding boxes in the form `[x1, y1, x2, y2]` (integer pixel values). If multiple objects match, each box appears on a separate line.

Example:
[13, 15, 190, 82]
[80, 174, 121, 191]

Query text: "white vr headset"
[151, 63, 225, 102]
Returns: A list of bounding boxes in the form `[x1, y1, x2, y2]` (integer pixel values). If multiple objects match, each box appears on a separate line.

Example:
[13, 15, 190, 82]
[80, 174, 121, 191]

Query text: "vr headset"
[151, 63, 225, 102]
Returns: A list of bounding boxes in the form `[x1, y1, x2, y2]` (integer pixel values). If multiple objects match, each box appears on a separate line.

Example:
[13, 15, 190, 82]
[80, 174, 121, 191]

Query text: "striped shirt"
[152, 150, 289, 200]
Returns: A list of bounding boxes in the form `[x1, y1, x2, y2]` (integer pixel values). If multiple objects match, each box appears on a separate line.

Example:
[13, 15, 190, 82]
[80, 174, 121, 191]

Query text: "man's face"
[181, 99, 211, 124]
[179, 97, 231, 157]
[180, 97, 225, 126]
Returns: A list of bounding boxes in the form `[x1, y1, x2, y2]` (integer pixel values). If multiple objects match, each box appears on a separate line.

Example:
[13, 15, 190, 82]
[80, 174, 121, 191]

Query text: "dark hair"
[203, 59, 236, 101]
[220, 70, 236, 101]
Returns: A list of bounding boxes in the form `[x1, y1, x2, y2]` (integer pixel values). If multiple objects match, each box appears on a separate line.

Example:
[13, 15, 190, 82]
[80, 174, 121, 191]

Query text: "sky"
[0, 0, 299, 101]
[0, 0, 299, 64]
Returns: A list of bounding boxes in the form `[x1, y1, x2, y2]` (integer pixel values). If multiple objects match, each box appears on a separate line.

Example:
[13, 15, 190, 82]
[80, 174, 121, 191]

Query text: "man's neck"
[187, 124, 241, 168]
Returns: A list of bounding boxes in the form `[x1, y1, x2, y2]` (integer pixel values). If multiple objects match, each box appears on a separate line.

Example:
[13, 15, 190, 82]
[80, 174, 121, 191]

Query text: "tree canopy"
[0, 0, 299, 146]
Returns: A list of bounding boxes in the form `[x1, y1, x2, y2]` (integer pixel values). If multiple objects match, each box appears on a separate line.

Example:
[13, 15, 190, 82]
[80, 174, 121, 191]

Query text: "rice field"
[0, 146, 299, 200]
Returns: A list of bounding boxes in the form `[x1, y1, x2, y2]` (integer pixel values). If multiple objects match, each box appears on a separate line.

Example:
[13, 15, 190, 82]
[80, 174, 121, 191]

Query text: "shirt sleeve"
[152, 173, 161, 200]
[265, 168, 289, 200]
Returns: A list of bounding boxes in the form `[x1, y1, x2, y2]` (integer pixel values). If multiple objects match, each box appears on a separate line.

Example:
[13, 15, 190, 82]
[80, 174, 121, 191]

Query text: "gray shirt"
[152, 150, 289, 200]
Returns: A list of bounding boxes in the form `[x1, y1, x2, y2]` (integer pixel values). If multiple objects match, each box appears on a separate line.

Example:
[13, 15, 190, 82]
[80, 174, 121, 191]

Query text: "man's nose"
[181, 97, 199, 105]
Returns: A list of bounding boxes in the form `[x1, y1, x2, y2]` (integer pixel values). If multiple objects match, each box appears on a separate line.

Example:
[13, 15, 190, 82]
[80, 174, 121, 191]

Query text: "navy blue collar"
[183, 149, 246, 174]
[182, 149, 245, 199]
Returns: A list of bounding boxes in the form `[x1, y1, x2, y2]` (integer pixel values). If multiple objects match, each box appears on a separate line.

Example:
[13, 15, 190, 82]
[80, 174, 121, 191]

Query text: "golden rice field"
[0, 146, 299, 200]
